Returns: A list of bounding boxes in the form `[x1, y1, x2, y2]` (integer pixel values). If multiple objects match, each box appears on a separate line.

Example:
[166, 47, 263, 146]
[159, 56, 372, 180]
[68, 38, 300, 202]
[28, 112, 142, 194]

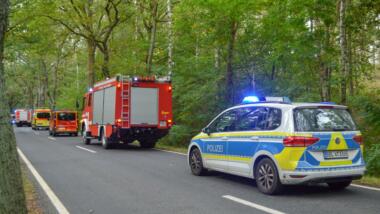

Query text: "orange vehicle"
[49, 110, 78, 136]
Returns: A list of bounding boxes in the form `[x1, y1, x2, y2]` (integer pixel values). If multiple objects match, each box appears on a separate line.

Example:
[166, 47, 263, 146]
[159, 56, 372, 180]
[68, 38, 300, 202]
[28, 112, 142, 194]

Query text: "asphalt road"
[15, 127, 380, 214]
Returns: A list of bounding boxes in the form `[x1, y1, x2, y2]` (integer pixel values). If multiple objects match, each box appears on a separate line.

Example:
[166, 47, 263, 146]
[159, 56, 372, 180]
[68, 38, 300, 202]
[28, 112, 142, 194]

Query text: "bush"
[365, 144, 380, 177]
[158, 125, 198, 147]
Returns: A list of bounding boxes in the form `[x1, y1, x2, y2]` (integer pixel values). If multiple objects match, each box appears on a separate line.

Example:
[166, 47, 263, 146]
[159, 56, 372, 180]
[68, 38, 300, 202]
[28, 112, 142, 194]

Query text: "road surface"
[15, 127, 380, 214]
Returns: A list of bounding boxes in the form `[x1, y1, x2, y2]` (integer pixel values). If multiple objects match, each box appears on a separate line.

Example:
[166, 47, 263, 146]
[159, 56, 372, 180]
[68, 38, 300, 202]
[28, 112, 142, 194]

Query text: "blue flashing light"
[242, 96, 260, 104]
[320, 101, 336, 105]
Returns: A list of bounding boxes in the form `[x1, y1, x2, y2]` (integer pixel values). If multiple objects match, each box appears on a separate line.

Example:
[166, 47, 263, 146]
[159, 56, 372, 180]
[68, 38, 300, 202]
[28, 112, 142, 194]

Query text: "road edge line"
[76, 146, 97, 154]
[154, 148, 186, 156]
[17, 148, 70, 214]
[222, 195, 286, 214]
[351, 184, 380, 192]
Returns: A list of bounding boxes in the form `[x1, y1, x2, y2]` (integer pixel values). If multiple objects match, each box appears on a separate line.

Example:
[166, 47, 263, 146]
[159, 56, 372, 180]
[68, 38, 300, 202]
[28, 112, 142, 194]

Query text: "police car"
[188, 96, 366, 195]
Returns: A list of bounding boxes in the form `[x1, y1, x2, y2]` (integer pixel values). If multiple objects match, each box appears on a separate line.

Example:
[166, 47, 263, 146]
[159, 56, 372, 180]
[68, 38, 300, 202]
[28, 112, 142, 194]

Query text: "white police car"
[188, 96, 366, 195]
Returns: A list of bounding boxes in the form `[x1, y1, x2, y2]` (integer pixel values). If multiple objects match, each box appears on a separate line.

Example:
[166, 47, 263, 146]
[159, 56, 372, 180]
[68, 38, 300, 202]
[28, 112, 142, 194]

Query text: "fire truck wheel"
[82, 130, 91, 145]
[139, 140, 156, 149]
[102, 133, 113, 150]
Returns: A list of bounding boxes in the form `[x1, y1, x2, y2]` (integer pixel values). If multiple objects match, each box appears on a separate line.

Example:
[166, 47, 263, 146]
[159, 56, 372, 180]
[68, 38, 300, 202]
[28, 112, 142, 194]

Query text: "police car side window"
[209, 110, 238, 133]
[236, 107, 281, 131]
[266, 108, 282, 130]
[236, 107, 268, 131]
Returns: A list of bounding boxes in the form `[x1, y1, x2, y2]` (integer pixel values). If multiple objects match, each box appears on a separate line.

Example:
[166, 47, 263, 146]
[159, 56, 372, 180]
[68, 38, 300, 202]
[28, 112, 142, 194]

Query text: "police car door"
[204, 109, 238, 171]
[227, 107, 270, 176]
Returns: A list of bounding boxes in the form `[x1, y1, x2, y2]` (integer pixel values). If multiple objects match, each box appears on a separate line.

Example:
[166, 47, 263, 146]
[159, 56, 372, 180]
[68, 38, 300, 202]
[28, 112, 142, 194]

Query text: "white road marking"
[154, 148, 186, 156]
[351, 184, 380, 192]
[222, 195, 286, 214]
[76, 146, 97, 154]
[33, 131, 39, 135]
[17, 148, 70, 214]
[48, 137, 56, 141]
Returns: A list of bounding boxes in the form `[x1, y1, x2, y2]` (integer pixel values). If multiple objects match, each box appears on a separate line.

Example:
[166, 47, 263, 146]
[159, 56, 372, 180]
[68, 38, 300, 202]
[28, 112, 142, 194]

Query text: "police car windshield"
[294, 107, 357, 132]
[57, 113, 76, 121]
[36, 112, 50, 119]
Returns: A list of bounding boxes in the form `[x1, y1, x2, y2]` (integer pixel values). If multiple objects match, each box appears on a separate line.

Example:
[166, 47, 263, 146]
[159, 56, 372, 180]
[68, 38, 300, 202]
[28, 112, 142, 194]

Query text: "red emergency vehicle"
[15, 109, 32, 127]
[81, 75, 173, 149]
[49, 110, 78, 136]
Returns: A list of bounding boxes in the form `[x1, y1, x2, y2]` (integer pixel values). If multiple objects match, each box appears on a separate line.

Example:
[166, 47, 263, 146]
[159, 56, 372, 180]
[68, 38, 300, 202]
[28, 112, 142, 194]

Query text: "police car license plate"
[323, 150, 348, 160]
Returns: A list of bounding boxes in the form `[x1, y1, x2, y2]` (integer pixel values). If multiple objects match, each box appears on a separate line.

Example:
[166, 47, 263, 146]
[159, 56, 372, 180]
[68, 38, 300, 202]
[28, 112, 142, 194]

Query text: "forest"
[4, 0, 380, 176]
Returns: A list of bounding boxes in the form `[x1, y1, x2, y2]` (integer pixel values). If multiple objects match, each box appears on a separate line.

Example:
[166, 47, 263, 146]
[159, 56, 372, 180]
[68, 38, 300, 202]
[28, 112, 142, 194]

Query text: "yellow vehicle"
[32, 109, 51, 130]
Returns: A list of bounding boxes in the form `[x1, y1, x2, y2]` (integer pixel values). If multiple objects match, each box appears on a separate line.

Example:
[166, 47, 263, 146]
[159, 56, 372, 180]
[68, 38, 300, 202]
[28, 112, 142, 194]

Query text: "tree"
[47, 0, 129, 87]
[0, 0, 27, 213]
[339, 0, 348, 104]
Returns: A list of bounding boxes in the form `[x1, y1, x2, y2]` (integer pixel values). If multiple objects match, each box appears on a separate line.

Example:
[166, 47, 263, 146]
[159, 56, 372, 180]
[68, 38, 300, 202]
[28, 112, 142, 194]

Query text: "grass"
[354, 175, 380, 188]
[156, 144, 187, 154]
[21, 165, 43, 214]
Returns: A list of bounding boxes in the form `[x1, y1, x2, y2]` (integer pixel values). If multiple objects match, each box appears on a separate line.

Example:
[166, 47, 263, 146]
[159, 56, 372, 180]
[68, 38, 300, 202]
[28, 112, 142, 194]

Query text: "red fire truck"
[15, 109, 32, 127]
[81, 75, 173, 149]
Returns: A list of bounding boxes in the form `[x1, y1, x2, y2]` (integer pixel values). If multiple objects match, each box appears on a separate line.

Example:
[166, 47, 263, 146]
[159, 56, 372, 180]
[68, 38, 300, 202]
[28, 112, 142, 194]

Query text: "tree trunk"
[0, 0, 28, 213]
[339, 0, 348, 104]
[146, 0, 158, 74]
[87, 38, 96, 87]
[167, 0, 173, 77]
[226, 20, 238, 105]
[100, 42, 110, 78]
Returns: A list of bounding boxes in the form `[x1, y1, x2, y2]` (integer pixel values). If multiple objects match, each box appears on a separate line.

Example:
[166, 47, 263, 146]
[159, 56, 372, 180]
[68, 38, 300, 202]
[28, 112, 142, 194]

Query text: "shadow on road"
[209, 170, 357, 197]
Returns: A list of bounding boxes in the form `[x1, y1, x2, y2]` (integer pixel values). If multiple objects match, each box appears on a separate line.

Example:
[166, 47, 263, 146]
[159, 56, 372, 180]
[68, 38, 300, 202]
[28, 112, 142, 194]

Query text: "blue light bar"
[242, 96, 260, 104]
[319, 102, 336, 105]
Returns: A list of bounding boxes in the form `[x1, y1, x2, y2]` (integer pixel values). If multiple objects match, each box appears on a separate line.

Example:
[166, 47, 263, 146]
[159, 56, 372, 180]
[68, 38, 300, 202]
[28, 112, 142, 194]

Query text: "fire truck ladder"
[120, 76, 130, 128]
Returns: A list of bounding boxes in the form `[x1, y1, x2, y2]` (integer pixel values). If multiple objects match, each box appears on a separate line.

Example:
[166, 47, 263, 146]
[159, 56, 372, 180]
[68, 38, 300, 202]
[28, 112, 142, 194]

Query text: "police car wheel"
[255, 158, 282, 195]
[327, 180, 352, 190]
[189, 148, 206, 176]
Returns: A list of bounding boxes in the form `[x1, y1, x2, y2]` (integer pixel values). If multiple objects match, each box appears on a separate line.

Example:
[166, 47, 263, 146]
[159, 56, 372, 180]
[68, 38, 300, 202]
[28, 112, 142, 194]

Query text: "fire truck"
[81, 75, 173, 149]
[14, 109, 32, 127]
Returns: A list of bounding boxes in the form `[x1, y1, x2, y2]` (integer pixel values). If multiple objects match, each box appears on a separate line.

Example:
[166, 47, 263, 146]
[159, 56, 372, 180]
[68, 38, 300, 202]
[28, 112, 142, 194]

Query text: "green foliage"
[365, 144, 380, 177]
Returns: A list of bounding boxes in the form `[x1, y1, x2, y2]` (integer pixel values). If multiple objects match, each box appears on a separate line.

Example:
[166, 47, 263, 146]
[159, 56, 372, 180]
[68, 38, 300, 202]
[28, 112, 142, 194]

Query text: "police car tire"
[189, 147, 207, 176]
[254, 158, 283, 195]
[327, 180, 352, 190]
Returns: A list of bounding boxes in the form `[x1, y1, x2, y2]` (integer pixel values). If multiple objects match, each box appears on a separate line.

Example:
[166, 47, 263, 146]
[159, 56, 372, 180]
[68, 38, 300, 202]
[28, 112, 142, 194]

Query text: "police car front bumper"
[280, 166, 366, 185]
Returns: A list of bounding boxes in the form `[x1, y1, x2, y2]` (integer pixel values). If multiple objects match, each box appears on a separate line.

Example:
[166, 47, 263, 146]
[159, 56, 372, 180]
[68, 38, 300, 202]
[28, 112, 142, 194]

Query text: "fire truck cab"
[81, 75, 173, 149]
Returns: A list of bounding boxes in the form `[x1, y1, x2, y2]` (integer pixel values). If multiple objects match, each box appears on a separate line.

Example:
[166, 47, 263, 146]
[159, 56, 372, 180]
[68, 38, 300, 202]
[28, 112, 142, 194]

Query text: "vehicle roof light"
[319, 102, 336, 105]
[265, 96, 291, 103]
[242, 96, 261, 104]
[89, 88, 93, 92]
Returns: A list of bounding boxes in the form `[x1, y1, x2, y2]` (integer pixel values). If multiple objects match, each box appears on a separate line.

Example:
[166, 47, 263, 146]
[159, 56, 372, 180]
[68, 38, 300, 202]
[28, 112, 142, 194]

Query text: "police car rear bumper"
[280, 166, 366, 185]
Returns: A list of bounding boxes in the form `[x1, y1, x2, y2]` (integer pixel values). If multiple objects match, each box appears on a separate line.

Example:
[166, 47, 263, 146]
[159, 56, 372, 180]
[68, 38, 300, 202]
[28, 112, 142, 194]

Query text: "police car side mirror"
[202, 127, 211, 135]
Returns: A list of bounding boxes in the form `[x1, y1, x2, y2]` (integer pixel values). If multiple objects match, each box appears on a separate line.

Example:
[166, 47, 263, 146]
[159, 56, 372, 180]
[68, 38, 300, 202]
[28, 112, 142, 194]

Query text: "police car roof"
[232, 102, 347, 110]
